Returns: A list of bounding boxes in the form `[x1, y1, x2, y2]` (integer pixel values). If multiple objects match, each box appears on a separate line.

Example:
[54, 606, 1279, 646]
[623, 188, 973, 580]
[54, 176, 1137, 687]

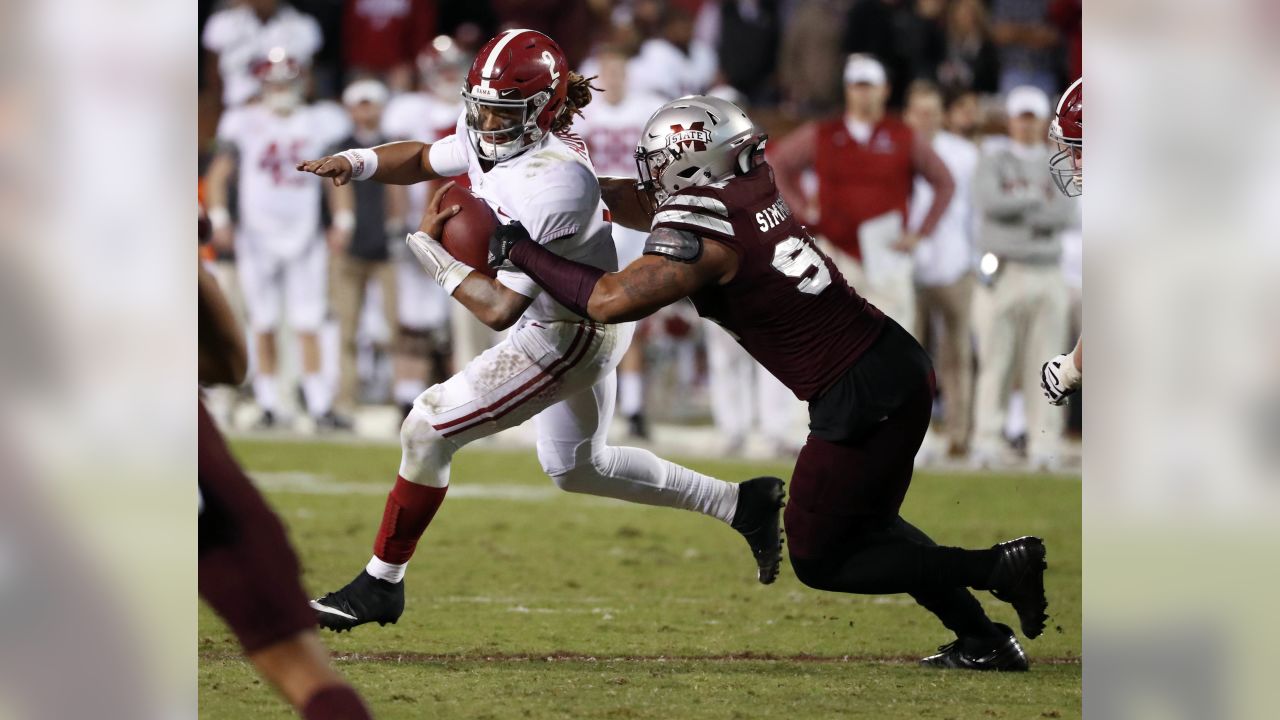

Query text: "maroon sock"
[301, 684, 371, 720]
[372, 476, 448, 564]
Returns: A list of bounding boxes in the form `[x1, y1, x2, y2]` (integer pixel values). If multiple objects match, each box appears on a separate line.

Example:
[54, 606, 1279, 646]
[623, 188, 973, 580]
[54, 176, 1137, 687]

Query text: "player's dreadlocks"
[552, 72, 601, 133]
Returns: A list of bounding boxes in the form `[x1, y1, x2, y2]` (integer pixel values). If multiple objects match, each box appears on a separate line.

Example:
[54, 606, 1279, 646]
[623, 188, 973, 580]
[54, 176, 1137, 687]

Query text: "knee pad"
[398, 408, 452, 487]
[789, 554, 839, 592]
[539, 442, 610, 495]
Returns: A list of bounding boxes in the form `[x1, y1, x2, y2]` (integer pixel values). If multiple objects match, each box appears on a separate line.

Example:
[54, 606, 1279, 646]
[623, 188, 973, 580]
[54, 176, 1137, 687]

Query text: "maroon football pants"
[198, 401, 315, 653]
[783, 378, 934, 561]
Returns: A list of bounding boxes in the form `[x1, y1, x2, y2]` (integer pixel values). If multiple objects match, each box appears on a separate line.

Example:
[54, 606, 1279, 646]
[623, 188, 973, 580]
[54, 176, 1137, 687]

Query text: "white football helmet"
[634, 95, 767, 203]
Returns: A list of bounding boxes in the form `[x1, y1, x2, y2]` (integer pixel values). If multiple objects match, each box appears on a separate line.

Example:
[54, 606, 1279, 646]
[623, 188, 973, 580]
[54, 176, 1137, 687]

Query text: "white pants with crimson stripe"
[397, 317, 739, 522]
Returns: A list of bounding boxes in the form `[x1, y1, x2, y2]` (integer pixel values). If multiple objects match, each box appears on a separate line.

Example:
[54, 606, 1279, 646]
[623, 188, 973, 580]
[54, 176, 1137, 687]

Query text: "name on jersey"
[755, 197, 793, 232]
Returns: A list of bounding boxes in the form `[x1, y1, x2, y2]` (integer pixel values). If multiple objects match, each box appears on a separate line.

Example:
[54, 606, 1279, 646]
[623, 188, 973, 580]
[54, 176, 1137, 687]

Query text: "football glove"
[489, 221, 531, 270]
[1040, 353, 1081, 405]
[405, 231, 471, 295]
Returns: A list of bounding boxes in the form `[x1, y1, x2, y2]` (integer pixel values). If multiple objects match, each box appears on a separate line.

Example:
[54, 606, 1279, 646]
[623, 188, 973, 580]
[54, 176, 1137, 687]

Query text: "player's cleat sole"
[920, 623, 1029, 671]
[731, 476, 786, 585]
[310, 570, 405, 633]
[987, 536, 1049, 639]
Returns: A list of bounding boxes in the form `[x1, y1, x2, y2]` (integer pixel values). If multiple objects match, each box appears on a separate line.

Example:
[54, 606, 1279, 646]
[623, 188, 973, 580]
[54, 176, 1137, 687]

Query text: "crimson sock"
[372, 476, 448, 564]
[301, 685, 371, 720]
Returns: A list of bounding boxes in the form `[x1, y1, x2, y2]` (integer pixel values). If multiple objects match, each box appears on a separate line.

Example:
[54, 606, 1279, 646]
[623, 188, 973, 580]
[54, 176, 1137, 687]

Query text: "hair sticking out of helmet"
[633, 95, 767, 204]
[552, 72, 600, 133]
[1048, 77, 1083, 197]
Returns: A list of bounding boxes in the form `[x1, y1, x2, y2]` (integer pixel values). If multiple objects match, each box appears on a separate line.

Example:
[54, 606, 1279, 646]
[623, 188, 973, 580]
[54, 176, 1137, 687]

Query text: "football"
[438, 183, 499, 278]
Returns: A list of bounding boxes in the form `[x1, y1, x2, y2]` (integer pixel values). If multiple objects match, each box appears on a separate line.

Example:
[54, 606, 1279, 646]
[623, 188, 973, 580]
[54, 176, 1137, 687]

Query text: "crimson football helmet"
[1049, 77, 1082, 196]
[462, 29, 569, 162]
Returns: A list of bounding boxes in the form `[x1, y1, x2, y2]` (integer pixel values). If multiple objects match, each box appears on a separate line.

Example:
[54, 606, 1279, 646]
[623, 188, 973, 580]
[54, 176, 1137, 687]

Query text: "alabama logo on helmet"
[669, 123, 712, 152]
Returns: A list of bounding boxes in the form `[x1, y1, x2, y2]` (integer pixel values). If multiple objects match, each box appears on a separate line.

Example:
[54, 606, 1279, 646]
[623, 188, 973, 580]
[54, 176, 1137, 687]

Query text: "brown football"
[437, 183, 498, 278]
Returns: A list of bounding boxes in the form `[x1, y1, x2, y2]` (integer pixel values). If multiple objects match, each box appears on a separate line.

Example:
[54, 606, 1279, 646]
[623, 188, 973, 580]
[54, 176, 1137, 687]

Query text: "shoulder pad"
[651, 192, 735, 240]
[643, 226, 703, 264]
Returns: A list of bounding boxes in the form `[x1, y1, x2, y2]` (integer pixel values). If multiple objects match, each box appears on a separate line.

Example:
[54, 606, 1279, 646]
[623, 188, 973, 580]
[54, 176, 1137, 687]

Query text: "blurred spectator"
[329, 79, 400, 425]
[778, 0, 851, 116]
[990, 0, 1061, 96]
[771, 54, 954, 329]
[937, 0, 1000, 95]
[577, 44, 667, 437]
[203, 53, 352, 430]
[381, 37, 473, 415]
[970, 86, 1074, 470]
[342, 0, 437, 93]
[1047, 0, 1081, 82]
[943, 86, 983, 141]
[712, 1, 781, 105]
[630, 6, 718, 99]
[489, 0, 595, 69]
[904, 80, 980, 459]
[842, 0, 945, 109]
[202, 0, 323, 109]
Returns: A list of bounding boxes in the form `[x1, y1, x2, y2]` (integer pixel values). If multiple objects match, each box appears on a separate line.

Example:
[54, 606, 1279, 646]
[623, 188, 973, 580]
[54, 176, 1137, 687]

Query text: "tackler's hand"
[489, 221, 532, 270]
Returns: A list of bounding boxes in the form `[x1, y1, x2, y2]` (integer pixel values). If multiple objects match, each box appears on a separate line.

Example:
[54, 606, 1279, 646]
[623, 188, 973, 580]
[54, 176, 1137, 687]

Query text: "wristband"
[332, 210, 355, 232]
[207, 206, 231, 230]
[338, 148, 379, 181]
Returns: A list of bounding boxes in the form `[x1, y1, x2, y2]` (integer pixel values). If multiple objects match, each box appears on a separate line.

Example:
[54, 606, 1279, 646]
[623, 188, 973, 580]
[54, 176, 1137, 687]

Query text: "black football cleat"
[626, 412, 650, 440]
[987, 536, 1049, 638]
[920, 623, 1029, 671]
[314, 411, 355, 433]
[731, 476, 786, 584]
[310, 570, 404, 632]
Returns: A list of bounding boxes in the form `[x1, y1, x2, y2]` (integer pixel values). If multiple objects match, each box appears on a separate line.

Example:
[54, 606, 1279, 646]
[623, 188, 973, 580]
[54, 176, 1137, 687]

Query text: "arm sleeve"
[767, 122, 818, 218]
[496, 165, 599, 298]
[911, 134, 955, 238]
[972, 153, 1037, 220]
[427, 134, 470, 177]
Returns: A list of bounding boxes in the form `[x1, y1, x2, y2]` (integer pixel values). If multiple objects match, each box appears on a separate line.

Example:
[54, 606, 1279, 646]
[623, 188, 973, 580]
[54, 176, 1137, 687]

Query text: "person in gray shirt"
[970, 85, 1074, 471]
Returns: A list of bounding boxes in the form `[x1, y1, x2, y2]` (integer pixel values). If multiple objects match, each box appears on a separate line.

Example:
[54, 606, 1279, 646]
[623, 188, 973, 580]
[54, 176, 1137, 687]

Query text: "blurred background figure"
[577, 43, 666, 438]
[778, 0, 851, 116]
[707, 0, 782, 106]
[328, 78, 397, 429]
[937, 0, 999, 95]
[630, 5, 717, 100]
[342, 0, 437, 93]
[904, 79, 980, 463]
[989, 0, 1062, 96]
[772, 53, 954, 330]
[381, 35, 473, 417]
[969, 85, 1073, 470]
[204, 52, 351, 431]
[202, 0, 323, 110]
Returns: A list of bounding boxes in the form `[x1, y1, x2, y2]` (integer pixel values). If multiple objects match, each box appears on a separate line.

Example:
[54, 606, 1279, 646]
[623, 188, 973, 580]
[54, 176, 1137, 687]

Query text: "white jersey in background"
[382, 92, 466, 228]
[576, 93, 666, 264]
[909, 130, 980, 287]
[628, 39, 717, 100]
[428, 112, 616, 323]
[201, 4, 323, 108]
[217, 103, 350, 258]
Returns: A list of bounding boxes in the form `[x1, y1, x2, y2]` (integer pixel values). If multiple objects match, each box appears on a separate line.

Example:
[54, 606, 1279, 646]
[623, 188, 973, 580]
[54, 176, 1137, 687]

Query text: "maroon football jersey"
[650, 164, 886, 400]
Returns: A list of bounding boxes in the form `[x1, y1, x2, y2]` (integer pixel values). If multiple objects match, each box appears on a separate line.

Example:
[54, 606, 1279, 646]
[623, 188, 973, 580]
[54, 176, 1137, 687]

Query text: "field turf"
[199, 438, 1081, 718]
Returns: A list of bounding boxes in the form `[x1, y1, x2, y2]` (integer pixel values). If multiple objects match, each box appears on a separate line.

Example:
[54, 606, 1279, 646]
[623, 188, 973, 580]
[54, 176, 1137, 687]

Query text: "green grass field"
[199, 439, 1081, 719]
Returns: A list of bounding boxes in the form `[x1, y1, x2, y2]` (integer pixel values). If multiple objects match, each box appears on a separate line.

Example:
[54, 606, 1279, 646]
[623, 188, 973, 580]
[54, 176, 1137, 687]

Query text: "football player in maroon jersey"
[1041, 78, 1084, 405]
[489, 96, 1050, 671]
[199, 236, 372, 717]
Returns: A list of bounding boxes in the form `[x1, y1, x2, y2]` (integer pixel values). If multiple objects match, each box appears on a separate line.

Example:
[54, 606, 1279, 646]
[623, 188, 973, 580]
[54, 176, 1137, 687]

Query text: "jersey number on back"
[771, 236, 831, 295]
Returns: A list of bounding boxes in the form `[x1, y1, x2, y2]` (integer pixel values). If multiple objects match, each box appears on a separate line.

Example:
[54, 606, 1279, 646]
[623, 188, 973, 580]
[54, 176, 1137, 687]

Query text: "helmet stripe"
[479, 29, 531, 90]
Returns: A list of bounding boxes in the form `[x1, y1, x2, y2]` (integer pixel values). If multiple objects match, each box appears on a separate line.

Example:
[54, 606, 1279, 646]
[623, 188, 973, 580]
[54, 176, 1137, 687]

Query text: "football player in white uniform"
[1040, 78, 1084, 405]
[575, 44, 667, 438]
[205, 51, 352, 429]
[381, 36, 477, 416]
[297, 30, 784, 632]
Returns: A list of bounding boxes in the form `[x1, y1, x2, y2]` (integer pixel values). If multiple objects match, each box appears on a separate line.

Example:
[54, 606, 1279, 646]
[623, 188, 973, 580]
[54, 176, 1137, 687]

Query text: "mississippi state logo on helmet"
[462, 29, 569, 162]
[635, 96, 766, 203]
[1049, 78, 1082, 197]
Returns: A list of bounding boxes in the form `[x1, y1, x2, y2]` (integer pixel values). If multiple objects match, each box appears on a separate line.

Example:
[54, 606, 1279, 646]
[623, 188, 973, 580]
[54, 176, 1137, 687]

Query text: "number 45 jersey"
[649, 163, 886, 401]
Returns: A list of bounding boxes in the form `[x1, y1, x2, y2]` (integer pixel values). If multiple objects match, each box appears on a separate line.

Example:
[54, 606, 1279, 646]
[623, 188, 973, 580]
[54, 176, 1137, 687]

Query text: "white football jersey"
[628, 39, 717, 101]
[382, 91, 466, 227]
[201, 4, 322, 108]
[576, 94, 667, 178]
[429, 113, 616, 323]
[217, 103, 350, 259]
